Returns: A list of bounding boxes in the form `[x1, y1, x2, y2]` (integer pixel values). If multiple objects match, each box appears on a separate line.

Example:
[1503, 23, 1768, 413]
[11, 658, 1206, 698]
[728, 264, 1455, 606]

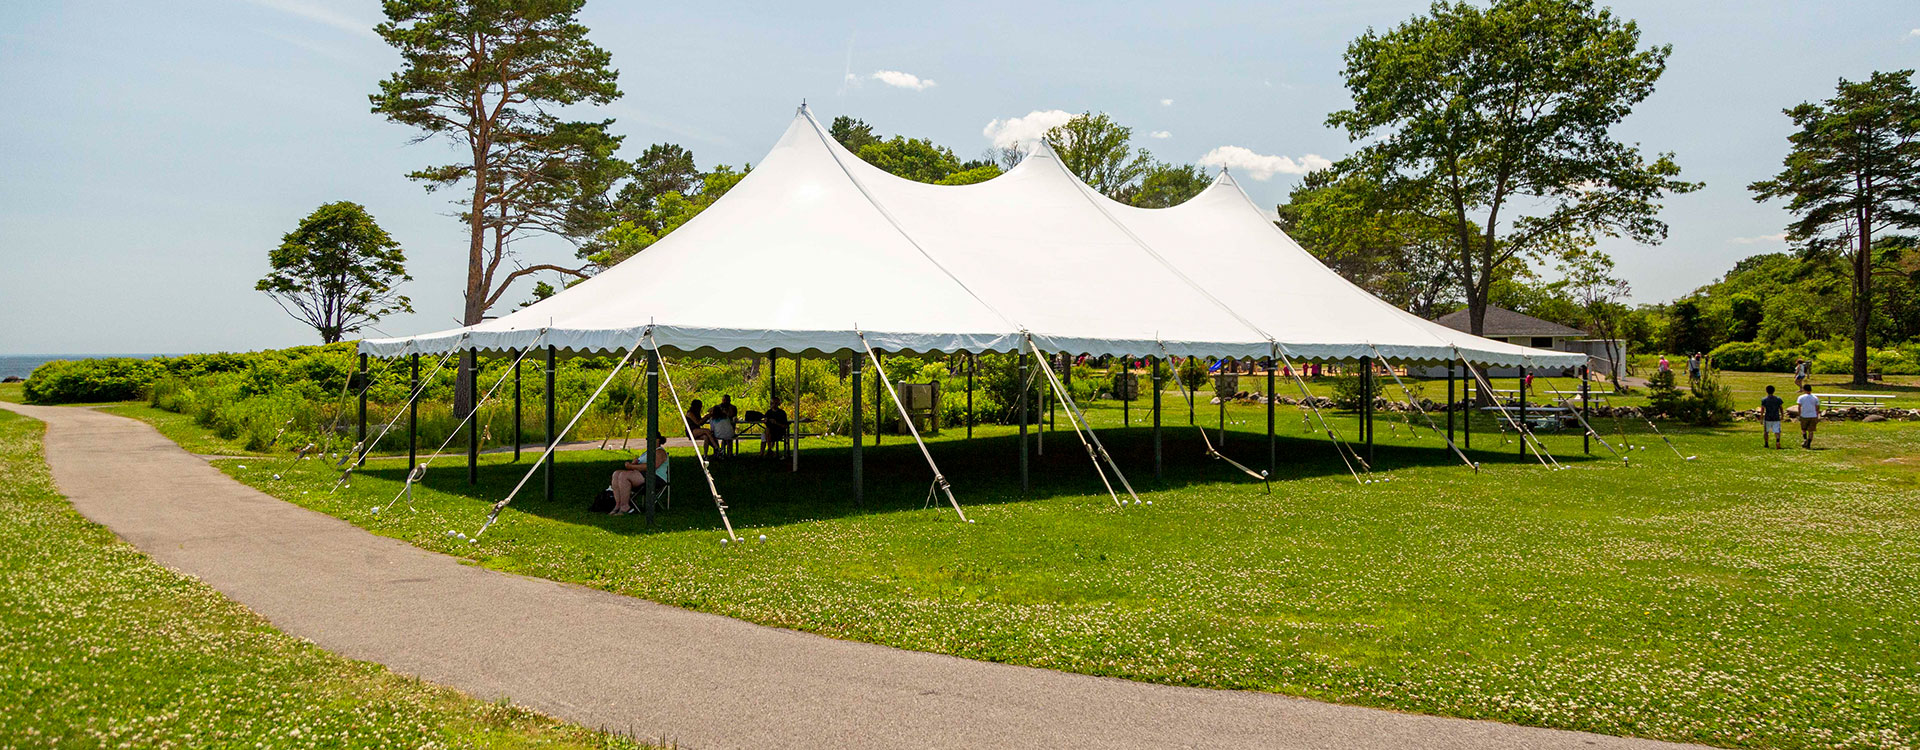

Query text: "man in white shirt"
[1795, 385, 1821, 449]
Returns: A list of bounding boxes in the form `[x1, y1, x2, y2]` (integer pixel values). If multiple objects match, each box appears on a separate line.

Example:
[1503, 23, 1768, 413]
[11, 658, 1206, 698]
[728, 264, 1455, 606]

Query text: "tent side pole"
[512, 351, 522, 463]
[873, 361, 881, 447]
[790, 352, 800, 471]
[356, 353, 368, 468]
[467, 347, 479, 485]
[645, 348, 659, 521]
[1464, 363, 1472, 450]
[408, 353, 419, 472]
[543, 345, 555, 502]
[1519, 366, 1528, 456]
[851, 355, 864, 505]
[1446, 364, 1455, 448]
[1581, 364, 1591, 455]
[1018, 350, 1029, 493]
[1122, 359, 1130, 427]
[1361, 356, 1373, 465]
[1152, 356, 1163, 482]
[1267, 354, 1275, 478]
[966, 353, 974, 440]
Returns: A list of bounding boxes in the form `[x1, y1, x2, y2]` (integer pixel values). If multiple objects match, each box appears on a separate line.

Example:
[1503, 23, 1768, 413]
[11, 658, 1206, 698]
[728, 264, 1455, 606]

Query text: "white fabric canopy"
[362, 107, 1583, 368]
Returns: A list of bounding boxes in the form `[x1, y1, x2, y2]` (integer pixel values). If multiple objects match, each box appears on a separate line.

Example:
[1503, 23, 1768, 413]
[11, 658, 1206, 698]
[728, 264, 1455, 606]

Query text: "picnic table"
[1479, 405, 1576, 431]
[718, 416, 818, 470]
[1810, 393, 1895, 408]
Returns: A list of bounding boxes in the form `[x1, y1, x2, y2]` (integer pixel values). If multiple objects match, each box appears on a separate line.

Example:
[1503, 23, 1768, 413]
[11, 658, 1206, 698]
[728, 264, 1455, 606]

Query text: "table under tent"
[349, 105, 1589, 541]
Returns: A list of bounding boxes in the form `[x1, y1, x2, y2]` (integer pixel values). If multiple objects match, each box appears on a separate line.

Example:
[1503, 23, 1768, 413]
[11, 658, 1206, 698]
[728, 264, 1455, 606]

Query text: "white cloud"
[1160, 98, 1174, 107]
[869, 70, 936, 90]
[1149, 130, 1171, 139]
[241, 0, 378, 38]
[1729, 233, 1787, 245]
[1196, 146, 1331, 180]
[1907, 28, 1920, 40]
[982, 109, 1075, 149]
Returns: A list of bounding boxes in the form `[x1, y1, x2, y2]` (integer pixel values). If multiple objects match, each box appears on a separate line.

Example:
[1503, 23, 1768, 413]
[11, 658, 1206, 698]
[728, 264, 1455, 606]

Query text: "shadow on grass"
[358, 425, 1598, 536]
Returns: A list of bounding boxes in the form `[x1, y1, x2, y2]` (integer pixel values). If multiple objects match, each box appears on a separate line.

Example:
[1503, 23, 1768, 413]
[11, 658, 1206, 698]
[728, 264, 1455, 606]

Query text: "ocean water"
[0, 354, 173, 380]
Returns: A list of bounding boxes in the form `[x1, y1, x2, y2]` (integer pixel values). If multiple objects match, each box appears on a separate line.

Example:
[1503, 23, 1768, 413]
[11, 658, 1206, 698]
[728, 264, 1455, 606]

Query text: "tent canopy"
[362, 106, 1584, 369]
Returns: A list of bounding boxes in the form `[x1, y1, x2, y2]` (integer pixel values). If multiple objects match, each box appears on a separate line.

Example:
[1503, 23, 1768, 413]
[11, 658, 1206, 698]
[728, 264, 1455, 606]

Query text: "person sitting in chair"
[706, 394, 738, 456]
[609, 434, 670, 515]
[760, 397, 789, 456]
[683, 399, 715, 453]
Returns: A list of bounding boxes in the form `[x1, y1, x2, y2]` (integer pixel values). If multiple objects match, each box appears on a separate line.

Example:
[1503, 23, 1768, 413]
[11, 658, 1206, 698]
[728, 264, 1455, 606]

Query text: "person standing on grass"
[1794, 359, 1809, 389]
[1761, 385, 1785, 449]
[1796, 385, 1821, 449]
[1659, 355, 1671, 375]
[1687, 353, 1701, 384]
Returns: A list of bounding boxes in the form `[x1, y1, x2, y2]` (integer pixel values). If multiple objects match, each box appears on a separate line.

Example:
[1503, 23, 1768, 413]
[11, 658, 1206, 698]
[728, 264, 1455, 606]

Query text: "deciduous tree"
[257, 202, 411, 344]
[1326, 0, 1698, 336]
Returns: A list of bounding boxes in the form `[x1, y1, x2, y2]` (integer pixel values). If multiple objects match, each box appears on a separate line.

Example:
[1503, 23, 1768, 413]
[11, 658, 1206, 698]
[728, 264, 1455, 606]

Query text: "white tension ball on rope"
[758, 535, 767, 542]
[272, 474, 281, 480]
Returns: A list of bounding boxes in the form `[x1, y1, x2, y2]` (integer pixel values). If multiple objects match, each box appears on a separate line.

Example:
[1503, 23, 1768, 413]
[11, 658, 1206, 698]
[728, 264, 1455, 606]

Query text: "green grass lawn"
[111, 379, 1920, 749]
[0, 382, 22, 403]
[0, 409, 652, 749]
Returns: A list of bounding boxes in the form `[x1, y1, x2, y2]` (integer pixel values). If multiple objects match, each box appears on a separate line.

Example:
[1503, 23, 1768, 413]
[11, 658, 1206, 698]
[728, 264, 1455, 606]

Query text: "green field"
[0, 409, 650, 749]
[137, 377, 1915, 750]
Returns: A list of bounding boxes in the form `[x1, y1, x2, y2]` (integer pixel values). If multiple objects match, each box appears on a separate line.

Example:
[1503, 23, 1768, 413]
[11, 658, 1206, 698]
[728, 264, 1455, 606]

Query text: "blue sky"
[1, 0, 1915, 354]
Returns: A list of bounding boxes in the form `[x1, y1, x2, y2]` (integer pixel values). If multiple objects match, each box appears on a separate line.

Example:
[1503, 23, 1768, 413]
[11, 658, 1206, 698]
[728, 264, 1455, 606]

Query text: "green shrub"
[23, 358, 164, 404]
[1329, 372, 1383, 411]
[1762, 348, 1800, 373]
[1707, 341, 1770, 371]
[1812, 350, 1852, 375]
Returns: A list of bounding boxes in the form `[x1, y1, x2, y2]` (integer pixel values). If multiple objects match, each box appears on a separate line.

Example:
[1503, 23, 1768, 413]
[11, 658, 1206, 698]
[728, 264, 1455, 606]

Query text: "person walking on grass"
[1794, 359, 1810, 390]
[1658, 355, 1671, 375]
[1761, 385, 1785, 450]
[1796, 385, 1821, 449]
[1687, 353, 1701, 385]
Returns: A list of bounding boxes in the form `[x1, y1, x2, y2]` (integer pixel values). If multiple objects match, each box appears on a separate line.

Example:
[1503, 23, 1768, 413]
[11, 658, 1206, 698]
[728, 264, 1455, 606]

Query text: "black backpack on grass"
[588, 487, 616, 513]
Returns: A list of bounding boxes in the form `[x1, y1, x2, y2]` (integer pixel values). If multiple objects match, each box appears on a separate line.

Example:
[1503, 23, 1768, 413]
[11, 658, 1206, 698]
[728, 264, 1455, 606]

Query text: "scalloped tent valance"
[361, 106, 1584, 369]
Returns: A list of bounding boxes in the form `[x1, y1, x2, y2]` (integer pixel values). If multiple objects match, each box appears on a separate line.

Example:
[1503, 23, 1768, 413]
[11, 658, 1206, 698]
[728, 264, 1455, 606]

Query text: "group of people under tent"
[603, 393, 791, 516]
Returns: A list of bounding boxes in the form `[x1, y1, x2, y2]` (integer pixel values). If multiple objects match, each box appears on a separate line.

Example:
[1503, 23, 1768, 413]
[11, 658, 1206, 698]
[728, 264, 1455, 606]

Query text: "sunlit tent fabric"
[361, 106, 1584, 369]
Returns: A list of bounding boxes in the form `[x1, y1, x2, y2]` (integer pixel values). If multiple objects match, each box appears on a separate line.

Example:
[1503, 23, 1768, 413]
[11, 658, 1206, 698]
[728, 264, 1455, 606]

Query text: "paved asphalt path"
[7, 402, 1706, 750]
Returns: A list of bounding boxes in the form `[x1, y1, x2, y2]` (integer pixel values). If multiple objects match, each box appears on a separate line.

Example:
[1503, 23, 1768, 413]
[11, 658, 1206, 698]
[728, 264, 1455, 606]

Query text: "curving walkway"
[4, 402, 1705, 750]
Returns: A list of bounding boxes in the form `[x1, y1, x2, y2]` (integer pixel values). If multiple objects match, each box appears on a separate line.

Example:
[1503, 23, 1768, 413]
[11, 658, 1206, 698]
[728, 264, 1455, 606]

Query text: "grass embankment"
[0, 409, 650, 749]
[142, 379, 1920, 748]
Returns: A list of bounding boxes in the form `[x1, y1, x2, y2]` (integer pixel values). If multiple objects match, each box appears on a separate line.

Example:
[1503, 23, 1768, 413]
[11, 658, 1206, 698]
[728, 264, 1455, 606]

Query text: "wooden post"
[355, 353, 368, 468]
[1151, 356, 1163, 481]
[851, 355, 864, 504]
[511, 351, 522, 463]
[1018, 350, 1029, 493]
[466, 347, 478, 485]
[543, 345, 555, 502]
[407, 353, 419, 473]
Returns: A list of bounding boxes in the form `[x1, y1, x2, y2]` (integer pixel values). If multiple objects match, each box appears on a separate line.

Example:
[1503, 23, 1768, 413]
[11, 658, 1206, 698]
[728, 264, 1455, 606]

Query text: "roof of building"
[1432, 306, 1587, 338]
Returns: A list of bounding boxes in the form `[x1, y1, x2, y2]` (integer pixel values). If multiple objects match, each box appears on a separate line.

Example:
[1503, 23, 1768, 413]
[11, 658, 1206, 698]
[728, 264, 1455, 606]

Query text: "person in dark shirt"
[1760, 385, 1785, 450]
[760, 397, 789, 456]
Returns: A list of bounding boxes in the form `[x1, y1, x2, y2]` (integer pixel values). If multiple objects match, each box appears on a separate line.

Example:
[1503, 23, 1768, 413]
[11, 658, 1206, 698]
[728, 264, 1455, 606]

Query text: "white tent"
[361, 106, 1582, 370]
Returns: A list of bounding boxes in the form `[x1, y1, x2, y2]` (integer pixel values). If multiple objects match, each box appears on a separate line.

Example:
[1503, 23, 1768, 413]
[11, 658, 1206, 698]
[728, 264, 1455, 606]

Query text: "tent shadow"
[358, 425, 1591, 535]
